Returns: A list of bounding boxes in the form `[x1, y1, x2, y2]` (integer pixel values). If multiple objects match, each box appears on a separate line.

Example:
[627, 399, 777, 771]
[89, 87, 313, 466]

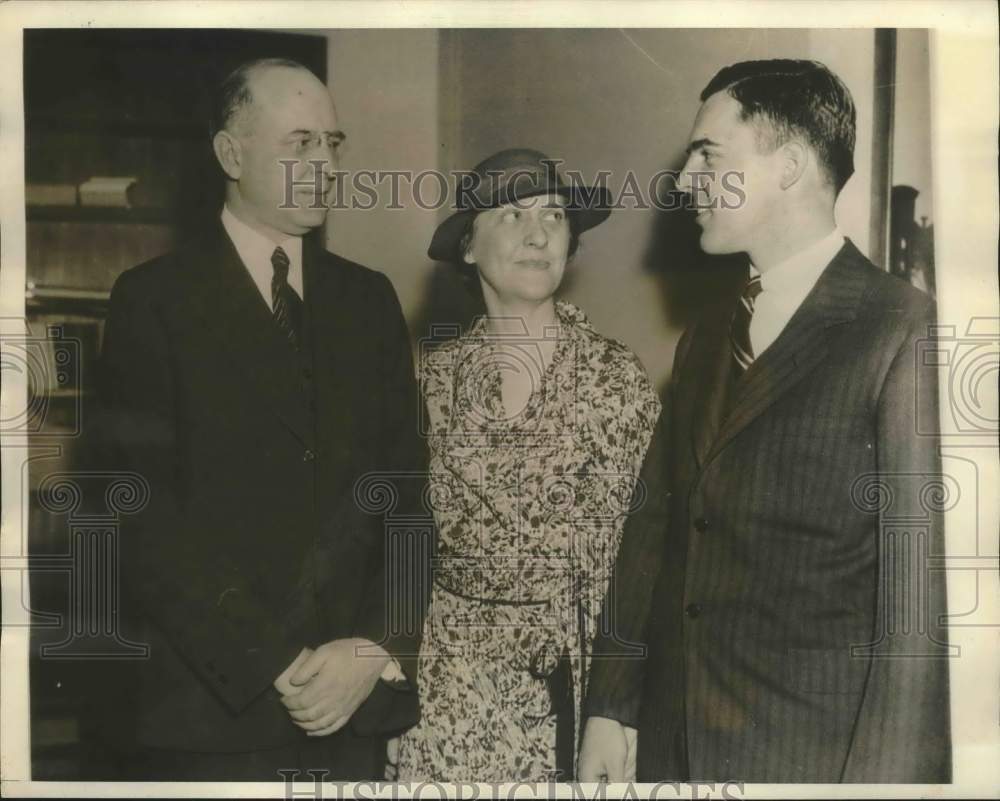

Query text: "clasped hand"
[275, 638, 389, 737]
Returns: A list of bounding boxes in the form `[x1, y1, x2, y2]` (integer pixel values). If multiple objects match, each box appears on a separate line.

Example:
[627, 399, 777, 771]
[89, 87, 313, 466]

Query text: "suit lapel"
[190, 227, 314, 448]
[682, 309, 739, 469]
[304, 241, 357, 490]
[704, 240, 870, 464]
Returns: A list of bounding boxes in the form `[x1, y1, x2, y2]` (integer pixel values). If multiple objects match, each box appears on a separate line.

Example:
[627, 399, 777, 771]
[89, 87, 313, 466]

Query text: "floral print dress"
[396, 301, 660, 781]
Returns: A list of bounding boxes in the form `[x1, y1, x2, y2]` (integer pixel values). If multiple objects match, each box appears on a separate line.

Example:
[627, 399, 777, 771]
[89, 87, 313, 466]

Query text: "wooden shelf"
[27, 206, 174, 225]
[26, 286, 110, 315]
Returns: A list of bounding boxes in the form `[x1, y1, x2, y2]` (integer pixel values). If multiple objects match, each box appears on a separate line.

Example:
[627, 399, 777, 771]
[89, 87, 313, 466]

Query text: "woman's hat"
[427, 147, 612, 263]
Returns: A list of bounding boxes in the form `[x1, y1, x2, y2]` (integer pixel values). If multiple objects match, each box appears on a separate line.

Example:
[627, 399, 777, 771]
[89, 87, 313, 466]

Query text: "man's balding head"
[211, 59, 343, 241]
[211, 58, 313, 139]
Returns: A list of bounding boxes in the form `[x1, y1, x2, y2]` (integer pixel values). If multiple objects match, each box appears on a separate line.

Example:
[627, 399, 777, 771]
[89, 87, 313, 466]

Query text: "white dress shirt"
[221, 206, 304, 309]
[749, 227, 845, 358]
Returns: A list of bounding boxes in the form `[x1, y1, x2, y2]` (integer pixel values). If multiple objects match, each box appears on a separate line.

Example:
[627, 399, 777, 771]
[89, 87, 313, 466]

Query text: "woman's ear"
[213, 130, 242, 180]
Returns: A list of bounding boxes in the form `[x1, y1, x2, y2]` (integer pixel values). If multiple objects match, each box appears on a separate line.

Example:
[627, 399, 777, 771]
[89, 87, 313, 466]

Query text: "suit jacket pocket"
[786, 647, 870, 695]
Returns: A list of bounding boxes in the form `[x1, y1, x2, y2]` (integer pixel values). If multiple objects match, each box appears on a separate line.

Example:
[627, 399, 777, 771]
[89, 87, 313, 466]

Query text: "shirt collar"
[221, 205, 302, 268]
[752, 227, 845, 295]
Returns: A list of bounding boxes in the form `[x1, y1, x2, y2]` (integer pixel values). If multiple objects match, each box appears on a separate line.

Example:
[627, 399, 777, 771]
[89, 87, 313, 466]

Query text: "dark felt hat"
[428, 147, 612, 263]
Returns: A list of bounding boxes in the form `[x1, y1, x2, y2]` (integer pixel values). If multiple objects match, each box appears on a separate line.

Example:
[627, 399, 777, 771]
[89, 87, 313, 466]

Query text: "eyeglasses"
[287, 131, 347, 155]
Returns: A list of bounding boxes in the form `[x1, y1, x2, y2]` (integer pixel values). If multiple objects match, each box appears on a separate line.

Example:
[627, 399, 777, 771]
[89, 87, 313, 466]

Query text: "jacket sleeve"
[584, 328, 693, 728]
[841, 298, 952, 782]
[98, 269, 305, 713]
[584, 410, 670, 728]
[350, 272, 431, 736]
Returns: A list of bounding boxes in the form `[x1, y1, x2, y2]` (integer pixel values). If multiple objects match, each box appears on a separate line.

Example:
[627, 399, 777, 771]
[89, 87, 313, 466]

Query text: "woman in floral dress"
[395, 149, 660, 781]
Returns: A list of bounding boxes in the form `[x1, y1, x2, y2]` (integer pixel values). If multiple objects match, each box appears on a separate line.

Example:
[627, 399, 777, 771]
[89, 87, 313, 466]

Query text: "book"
[79, 176, 138, 208]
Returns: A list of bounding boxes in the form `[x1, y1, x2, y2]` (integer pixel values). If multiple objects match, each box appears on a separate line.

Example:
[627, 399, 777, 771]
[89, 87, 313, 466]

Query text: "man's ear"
[778, 140, 809, 190]
[213, 130, 242, 180]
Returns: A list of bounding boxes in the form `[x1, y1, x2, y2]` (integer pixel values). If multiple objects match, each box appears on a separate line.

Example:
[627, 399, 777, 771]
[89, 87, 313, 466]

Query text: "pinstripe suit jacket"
[586, 240, 951, 782]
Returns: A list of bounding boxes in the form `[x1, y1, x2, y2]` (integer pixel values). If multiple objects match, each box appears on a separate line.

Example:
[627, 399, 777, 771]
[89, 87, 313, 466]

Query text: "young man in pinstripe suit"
[580, 59, 950, 783]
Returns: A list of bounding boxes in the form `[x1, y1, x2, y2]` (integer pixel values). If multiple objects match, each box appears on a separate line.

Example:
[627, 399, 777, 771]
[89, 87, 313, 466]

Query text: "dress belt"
[432, 575, 549, 606]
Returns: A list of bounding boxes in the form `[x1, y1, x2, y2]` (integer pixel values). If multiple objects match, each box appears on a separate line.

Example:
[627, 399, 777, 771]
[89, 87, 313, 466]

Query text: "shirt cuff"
[380, 657, 409, 688]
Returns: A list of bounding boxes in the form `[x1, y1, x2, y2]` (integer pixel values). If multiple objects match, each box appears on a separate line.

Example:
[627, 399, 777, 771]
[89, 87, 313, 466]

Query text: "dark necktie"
[731, 273, 763, 373]
[271, 246, 303, 350]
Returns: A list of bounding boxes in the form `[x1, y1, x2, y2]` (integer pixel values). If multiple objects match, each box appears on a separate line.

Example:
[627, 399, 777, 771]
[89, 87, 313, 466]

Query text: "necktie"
[271, 246, 303, 350]
[731, 273, 763, 373]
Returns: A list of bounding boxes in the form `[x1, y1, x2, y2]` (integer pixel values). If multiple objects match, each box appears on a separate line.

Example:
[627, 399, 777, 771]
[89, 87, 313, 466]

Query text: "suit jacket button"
[694, 517, 709, 533]
[685, 603, 702, 619]
[303, 449, 316, 462]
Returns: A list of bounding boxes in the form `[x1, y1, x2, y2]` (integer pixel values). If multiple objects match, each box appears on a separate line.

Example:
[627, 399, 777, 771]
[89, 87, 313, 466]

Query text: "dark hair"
[453, 205, 583, 285]
[701, 59, 856, 193]
[209, 57, 313, 139]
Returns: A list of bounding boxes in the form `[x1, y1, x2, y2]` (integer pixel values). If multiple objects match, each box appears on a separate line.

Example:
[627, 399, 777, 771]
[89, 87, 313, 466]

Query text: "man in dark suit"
[579, 59, 950, 783]
[97, 58, 428, 779]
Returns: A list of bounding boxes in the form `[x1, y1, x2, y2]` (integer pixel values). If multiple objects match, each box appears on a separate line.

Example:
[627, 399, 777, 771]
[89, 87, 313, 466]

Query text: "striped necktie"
[270, 246, 302, 350]
[731, 273, 763, 373]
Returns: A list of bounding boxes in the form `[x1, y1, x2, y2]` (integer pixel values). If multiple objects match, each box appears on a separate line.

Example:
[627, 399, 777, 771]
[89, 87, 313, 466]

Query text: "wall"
[805, 29, 876, 259]
[893, 29, 934, 221]
[323, 29, 442, 343]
